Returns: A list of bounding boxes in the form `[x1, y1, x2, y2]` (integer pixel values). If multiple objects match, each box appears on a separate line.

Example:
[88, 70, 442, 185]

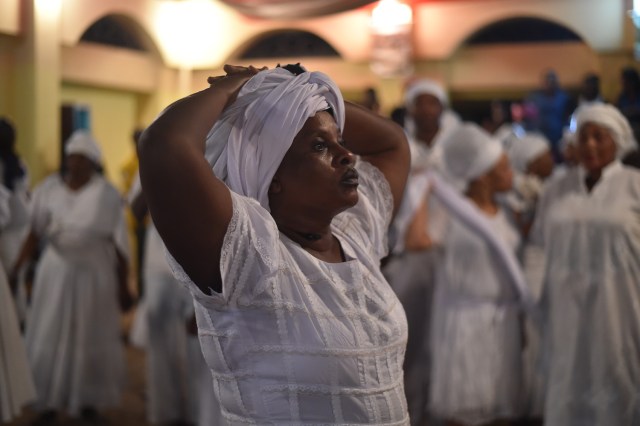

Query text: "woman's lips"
[340, 168, 359, 186]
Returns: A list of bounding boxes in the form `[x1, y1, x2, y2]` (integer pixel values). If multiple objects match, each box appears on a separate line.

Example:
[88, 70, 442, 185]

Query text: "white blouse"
[170, 160, 409, 425]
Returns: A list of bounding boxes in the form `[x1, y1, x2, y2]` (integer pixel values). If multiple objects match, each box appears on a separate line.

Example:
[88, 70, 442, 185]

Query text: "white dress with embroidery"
[169, 160, 409, 425]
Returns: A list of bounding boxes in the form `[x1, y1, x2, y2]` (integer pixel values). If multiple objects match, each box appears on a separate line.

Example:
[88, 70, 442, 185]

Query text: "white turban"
[575, 103, 637, 158]
[205, 67, 345, 210]
[507, 133, 550, 173]
[560, 127, 576, 150]
[442, 123, 504, 191]
[404, 79, 449, 110]
[65, 130, 102, 165]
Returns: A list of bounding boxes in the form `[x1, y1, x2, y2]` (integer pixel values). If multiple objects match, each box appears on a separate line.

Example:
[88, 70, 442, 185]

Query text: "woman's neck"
[415, 127, 439, 148]
[65, 173, 92, 191]
[466, 182, 499, 216]
[275, 213, 344, 263]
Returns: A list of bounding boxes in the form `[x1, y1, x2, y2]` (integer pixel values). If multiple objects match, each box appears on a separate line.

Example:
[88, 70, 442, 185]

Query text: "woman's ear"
[269, 177, 282, 194]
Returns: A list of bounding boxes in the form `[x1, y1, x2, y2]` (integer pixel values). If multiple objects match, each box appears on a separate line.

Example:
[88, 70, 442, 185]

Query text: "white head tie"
[442, 123, 504, 192]
[507, 133, 550, 173]
[205, 67, 345, 210]
[404, 79, 448, 110]
[65, 130, 102, 165]
[575, 103, 637, 158]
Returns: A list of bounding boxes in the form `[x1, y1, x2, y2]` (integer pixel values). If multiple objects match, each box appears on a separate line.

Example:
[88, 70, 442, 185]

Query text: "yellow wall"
[61, 84, 139, 191]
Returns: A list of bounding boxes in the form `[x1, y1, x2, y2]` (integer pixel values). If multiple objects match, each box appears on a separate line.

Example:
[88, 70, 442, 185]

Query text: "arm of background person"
[342, 101, 410, 217]
[137, 65, 262, 295]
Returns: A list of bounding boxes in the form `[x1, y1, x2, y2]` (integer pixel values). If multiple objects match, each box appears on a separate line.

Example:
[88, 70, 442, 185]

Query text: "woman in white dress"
[0, 118, 31, 323]
[138, 64, 411, 425]
[429, 123, 525, 425]
[532, 103, 640, 425]
[0, 183, 36, 423]
[10, 130, 132, 424]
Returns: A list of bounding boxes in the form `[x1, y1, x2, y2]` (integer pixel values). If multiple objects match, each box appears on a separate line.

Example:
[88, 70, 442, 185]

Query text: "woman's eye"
[313, 142, 327, 151]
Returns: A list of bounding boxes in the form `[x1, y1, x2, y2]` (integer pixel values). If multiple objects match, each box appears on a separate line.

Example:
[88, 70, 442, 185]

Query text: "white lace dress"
[169, 160, 409, 425]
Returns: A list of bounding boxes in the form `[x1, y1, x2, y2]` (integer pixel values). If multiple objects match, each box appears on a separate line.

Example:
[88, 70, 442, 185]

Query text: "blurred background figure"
[526, 70, 571, 162]
[359, 86, 381, 114]
[531, 103, 640, 425]
[0, 183, 36, 424]
[0, 118, 31, 325]
[616, 67, 640, 142]
[10, 130, 133, 425]
[430, 123, 525, 426]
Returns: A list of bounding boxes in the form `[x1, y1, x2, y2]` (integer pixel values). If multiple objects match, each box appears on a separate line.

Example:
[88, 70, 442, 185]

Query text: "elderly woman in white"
[11, 130, 132, 424]
[429, 123, 528, 426]
[138, 64, 411, 425]
[532, 103, 640, 425]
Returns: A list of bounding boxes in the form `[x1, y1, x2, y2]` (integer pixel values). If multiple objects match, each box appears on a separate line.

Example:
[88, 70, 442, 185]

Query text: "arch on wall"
[231, 29, 342, 61]
[77, 13, 163, 59]
[453, 14, 590, 54]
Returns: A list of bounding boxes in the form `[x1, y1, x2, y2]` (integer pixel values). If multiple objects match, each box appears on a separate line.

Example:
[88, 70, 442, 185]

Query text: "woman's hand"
[207, 65, 267, 108]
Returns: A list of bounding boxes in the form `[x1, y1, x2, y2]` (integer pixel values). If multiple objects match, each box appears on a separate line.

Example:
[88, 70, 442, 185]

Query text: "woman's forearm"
[342, 101, 407, 158]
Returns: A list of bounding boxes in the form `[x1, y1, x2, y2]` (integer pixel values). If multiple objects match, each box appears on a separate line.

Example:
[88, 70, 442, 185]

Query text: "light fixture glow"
[154, 0, 220, 69]
[370, 0, 413, 36]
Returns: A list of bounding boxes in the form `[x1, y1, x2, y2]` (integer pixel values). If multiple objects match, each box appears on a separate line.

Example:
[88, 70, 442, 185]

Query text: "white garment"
[25, 174, 129, 415]
[143, 223, 208, 424]
[169, 160, 409, 425]
[430, 208, 524, 425]
[532, 162, 640, 425]
[0, 183, 35, 422]
[391, 112, 460, 251]
[0, 171, 31, 323]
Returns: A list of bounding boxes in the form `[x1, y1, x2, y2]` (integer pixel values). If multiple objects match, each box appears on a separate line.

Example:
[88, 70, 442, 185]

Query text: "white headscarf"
[205, 67, 345, 210]
[507, 133, 550, 173]
[65, 130, 102, 165]
[442, 123, 504, 192]
[404, 79, 449, 109]
[575, 103, 637, 158]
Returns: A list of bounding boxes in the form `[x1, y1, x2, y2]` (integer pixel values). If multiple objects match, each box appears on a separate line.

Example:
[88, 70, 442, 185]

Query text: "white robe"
[0, 184, 36, 422]
[533, 162, 640, 425]
[430, 208, 524, 424]
[25, 174, 129, 415]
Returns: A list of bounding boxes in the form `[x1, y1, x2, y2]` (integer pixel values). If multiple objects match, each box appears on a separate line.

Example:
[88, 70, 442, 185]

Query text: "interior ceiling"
[217, 0, 379, 19]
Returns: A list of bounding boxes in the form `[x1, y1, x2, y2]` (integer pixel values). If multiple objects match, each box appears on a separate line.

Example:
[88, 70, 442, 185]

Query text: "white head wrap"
[65, 130, 102, 165]
[560, 127, 576, 150]
[205, 67, 345, 210]
[442, 123, 504, 191]
[575, 103, 637, 158]
[404, 79, 449, 110]
[507, 133, 550, 173]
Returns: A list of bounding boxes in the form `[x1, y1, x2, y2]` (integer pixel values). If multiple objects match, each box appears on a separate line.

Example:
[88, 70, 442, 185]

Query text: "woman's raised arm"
[138, 65, 261, 294]
[342, 101, 410, 216]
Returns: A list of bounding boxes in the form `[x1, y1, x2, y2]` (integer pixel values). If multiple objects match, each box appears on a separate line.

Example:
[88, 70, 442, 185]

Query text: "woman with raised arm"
[138, 64, 411, 425]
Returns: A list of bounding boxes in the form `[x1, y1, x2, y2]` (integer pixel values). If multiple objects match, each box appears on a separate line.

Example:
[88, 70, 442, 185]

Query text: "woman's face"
[66, 153, 95, 182]
[527, 150, 554, 180]
[577, 122, 617, 175]
[411, 93, 443, 132]
[486, 153, 514, 193]
[270, 111, 359, 216]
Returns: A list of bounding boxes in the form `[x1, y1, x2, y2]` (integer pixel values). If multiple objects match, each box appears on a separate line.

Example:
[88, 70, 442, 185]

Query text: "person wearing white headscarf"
[10, 130, 132, 424]
[382, 79, 460, 425]
[530, 103, 640, 425]
[138, 64, 411, 425]
[428, 123, 526, 425]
